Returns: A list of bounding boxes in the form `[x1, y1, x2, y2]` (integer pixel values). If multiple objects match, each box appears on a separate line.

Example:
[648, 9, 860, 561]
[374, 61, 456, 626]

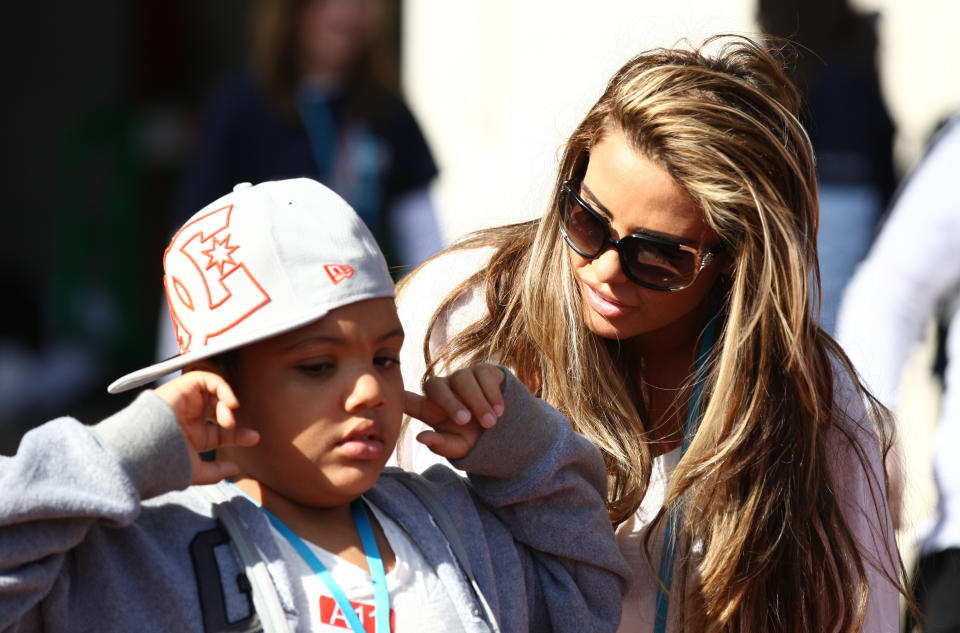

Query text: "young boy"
[0, 178, 630, 633]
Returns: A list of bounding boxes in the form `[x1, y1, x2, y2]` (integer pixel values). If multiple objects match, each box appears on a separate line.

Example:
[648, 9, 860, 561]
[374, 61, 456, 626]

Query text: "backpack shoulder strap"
[198, 485, 291, 633]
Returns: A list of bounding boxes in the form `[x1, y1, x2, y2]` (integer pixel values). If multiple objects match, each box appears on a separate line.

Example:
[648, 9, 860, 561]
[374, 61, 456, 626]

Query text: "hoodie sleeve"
[0, 390, 191, 628]
[448, 368, 632, 633]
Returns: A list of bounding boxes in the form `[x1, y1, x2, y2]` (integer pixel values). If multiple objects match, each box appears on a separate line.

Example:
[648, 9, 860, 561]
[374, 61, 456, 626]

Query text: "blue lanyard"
[652, 308, 716, 633]
[227, 483, 391, 633]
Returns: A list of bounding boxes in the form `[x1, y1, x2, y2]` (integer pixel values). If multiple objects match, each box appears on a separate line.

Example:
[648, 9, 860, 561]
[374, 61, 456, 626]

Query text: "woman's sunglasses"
[558, 180, 722, 291]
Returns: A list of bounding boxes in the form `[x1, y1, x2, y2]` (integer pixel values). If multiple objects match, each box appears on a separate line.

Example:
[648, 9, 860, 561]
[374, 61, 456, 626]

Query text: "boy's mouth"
[336, 422, 386, 460]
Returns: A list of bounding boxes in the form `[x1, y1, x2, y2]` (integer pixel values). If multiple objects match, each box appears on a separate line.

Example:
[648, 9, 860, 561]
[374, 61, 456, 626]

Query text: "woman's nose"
[590, 245, 628, 284]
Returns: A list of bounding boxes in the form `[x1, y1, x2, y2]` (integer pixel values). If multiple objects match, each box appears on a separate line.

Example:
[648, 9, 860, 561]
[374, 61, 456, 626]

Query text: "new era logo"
[325, 264, 354, 285]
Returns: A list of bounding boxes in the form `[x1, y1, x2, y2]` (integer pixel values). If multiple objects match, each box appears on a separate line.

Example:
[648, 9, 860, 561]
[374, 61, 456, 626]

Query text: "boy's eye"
[298, 362, 334, 375]
[375, 355, 400, 369]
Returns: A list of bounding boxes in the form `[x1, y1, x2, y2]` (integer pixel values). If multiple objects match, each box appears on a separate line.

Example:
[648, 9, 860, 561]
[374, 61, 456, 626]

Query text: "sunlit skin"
[171, 297, 505, 572]
[175, 297, 402, 571]
[215, 298, 405, 508]
[571, 128, 725, 451]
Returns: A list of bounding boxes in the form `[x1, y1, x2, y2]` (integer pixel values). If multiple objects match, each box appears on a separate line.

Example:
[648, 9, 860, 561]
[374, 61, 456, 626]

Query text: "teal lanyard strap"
[227, 483, 390, 633]
[350, 500, 391, 633]
[652, 308, 717, 633]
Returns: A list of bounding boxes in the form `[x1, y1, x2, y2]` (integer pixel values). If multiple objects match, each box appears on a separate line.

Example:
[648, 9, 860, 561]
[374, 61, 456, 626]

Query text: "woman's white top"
[394, 246, 900, 632]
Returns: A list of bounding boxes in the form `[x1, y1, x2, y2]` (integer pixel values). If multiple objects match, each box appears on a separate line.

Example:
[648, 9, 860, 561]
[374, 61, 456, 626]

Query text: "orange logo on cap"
[163, 204, 271, 353]
[324, 264, 354, 285]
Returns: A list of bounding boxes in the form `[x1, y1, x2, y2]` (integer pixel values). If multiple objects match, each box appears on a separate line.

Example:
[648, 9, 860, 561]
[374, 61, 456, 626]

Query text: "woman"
[393, 35, 908, 632]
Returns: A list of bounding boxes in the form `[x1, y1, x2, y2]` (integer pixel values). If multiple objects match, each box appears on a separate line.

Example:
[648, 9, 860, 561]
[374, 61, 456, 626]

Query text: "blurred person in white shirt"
[837, 113, 960, 633]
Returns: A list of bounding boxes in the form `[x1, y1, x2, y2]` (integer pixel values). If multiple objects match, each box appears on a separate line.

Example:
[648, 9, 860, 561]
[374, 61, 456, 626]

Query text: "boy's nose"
[344, 370, 386, 413]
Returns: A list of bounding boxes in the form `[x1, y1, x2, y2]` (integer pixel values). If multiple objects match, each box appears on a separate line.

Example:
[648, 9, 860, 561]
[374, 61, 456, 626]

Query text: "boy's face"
[220, 297, 404, 509]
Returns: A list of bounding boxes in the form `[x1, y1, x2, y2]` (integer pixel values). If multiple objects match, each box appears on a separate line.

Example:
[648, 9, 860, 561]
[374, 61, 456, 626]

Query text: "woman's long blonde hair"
[400, 35, 908, 631]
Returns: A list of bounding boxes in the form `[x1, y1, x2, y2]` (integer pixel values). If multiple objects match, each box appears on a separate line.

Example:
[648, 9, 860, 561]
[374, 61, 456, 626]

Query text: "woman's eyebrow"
[580, 183, 693, 245]
[580, 183, 614, 220]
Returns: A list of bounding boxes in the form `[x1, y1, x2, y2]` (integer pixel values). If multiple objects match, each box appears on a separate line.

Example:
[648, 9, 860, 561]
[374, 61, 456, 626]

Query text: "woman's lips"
[583, 283, 636, 319]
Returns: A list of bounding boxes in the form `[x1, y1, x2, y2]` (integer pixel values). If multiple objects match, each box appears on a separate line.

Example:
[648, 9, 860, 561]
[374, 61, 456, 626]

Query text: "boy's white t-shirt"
[266, 500, 464, 632]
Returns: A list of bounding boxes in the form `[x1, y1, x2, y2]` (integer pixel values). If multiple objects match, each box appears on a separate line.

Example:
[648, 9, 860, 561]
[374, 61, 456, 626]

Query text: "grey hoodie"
[0, 370, 630, 632]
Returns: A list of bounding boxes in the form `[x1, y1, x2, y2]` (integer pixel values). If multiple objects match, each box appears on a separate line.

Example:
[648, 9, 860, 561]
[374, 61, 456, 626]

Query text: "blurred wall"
[401, 0, 960, 243]
[855, 0, 960, 168]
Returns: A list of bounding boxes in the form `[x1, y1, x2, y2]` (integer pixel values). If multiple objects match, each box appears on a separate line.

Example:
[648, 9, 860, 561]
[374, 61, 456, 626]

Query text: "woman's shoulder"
[397, 245, 497, 352]
[823, 349, 900, 605]
[826, 352, 888, 475]
[397, 245, 497, 306]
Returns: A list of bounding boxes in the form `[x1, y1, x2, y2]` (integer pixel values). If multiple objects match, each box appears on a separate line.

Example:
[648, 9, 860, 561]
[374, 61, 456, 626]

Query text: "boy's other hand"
[154, 371, 260, 485]
[403, 364, 505, 459]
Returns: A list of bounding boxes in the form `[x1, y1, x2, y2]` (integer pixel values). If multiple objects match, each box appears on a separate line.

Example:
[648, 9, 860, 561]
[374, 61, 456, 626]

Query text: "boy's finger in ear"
[208, 372, 239, 409]
[476, 365, 505, 417]
[214, 399, 238, 430]
[228, 428, 260, 447]
[403, 391, 450, 426]
[210, 425, 260, 452]
[196, 372, 238, 428]
[449, 370, 497, 428]
[214, 380, 239, 414]
[415, 429, 470, 460]
[422, 380, 472, 425]
[192, 458, 241, 486]
[415, 428, 442, 450]
[196, 418, 225, 453]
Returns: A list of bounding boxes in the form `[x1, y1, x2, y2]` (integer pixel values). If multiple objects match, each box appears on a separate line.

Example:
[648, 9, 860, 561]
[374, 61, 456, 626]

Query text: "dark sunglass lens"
[562, 193, 605, 256]
[621, 237, 697, 288]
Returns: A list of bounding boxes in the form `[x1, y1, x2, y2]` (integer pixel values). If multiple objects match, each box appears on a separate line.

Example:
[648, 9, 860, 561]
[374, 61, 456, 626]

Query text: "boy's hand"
[403, 364, 505, 460]
[153, 371, 259, 485]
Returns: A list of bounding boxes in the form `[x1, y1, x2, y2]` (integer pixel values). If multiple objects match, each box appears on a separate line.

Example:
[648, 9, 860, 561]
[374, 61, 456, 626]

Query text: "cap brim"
[106, 306, 336, 394]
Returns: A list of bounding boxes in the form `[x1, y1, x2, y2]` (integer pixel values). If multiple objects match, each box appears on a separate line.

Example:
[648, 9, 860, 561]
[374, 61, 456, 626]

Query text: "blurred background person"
[175, 0, 443, 274]
[837, 112, 960, 633]
[757, 0, 897, 335]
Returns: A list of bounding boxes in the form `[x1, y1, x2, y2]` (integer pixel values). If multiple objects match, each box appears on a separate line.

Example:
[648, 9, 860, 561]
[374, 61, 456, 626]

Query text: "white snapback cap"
[108, 178, 395, 393]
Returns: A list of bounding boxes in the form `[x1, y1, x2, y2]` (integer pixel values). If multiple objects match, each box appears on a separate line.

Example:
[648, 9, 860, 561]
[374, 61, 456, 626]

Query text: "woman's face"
[569, 128, 724, 346]
[299, 0, 383, 78]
